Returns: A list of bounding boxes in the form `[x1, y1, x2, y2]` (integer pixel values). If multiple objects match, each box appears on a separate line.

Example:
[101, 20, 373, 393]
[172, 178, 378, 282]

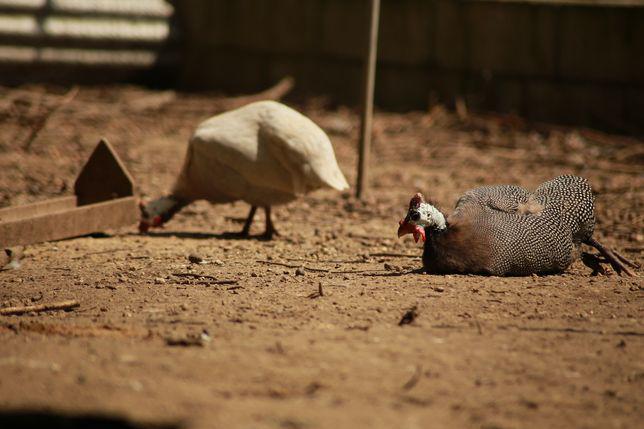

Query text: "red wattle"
[412, 225, 426, 243]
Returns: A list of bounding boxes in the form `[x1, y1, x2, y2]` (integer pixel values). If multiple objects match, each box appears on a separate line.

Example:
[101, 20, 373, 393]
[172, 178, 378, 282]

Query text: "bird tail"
[324, 168, 350, 191]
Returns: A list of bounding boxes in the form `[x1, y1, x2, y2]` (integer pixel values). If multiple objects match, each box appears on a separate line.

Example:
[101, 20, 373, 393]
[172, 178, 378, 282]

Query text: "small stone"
[433, 286, 444, 293]
[154, 277, 166, 284]
[250, 272, 258, 277]
[188, 254, 203, 264]
[295, 268, 305, 276]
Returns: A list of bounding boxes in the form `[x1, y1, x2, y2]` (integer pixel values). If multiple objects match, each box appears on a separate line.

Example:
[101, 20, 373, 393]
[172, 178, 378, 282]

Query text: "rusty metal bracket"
[0, 139, 138, 247]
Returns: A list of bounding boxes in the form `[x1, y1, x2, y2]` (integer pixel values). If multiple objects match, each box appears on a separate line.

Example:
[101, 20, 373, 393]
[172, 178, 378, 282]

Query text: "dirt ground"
[0, 84, 642, 429]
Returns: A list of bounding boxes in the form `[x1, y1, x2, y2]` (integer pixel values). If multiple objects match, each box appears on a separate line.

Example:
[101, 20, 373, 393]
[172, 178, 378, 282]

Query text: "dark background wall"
[0, 0, 178, 85]
[0, 0, 641, 133]
[175, 0, 644, 133]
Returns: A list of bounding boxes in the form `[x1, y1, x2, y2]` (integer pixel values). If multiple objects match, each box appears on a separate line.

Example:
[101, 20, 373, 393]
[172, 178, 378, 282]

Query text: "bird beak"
[397, 219, 426, 243]
[138, 215, 163, 233]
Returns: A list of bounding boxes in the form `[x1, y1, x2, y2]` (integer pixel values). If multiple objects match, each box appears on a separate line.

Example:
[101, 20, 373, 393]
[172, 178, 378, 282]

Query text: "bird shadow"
[130, 231, 272, 241]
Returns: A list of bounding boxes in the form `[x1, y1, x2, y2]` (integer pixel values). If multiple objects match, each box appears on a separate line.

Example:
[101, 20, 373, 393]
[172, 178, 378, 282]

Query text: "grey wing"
[533, 175, 595, 243]
[452, 184, 533, 217]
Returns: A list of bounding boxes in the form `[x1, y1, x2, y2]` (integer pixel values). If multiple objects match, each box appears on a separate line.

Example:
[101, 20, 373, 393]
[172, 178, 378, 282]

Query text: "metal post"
[356, 0, 380, 199]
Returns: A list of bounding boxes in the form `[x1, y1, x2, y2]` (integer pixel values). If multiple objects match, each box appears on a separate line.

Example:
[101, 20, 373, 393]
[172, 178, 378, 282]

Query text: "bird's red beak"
[138, 215, 163, 233]
[397, 219, 426, 243]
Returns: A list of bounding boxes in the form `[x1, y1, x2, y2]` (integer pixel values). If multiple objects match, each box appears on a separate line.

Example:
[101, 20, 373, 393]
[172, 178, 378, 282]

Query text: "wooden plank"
[0, 196, 137, 247]
[0, 195, 76, 223]
[74, 139, 134, 205]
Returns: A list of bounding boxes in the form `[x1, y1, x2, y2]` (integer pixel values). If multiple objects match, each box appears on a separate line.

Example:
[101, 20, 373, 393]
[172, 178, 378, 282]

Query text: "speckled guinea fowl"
[397, 175, 637, 276]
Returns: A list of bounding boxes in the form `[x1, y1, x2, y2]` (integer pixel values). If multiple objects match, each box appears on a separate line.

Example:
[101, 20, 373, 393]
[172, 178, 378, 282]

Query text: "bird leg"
[262, 206, 279, 240]
[239, 206, 257, 237]
[584, 237, 638, 276]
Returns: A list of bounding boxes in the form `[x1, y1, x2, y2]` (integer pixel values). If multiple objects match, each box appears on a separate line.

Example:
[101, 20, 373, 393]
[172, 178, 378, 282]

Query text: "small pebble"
[154, 277, 166, 284]
[188, 254, 203, 264]
[295, 268, 305, 276]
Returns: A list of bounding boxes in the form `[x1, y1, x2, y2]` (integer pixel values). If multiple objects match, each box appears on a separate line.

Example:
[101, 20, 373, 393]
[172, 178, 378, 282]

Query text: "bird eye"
[410, 211, 420, 221]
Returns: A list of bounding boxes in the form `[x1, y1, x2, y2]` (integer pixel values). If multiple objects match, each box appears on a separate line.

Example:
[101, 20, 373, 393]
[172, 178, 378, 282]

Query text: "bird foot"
[259, 228, 280, 241]
[581, 252, 608, 276]
[583, 238, 638, 277]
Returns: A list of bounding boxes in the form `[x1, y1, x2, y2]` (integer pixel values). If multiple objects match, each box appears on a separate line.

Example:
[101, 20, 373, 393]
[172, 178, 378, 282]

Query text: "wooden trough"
[0, 139, 138, 247]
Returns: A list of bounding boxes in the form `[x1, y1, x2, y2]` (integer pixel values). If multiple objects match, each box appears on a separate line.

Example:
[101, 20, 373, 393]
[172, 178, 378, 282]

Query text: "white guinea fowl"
[140, 100, 349, 238]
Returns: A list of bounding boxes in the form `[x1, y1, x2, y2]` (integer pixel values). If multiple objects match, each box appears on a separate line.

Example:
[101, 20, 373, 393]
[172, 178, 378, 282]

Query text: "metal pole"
[356, 0, 380, 199]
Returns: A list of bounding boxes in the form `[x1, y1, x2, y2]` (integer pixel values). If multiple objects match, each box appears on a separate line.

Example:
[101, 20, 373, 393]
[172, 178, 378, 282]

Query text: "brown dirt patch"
[0, 85, 642, 429]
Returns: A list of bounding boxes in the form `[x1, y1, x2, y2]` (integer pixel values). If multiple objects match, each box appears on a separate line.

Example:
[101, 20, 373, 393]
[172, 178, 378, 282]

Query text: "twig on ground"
[171, 272, 237, 285]
[361, 269, 416, 277]
[72, 248, 129, 259]
[257, 260, 329, 273]
[499, 325, 644, 337]
[285, 258, 369, 264]
[431, 323, 643, 337]
[0, 299, 79, 316]
[402, 365, 423, 390]
[370, 252, 420, 258]
[333, 269, 390, 274]
[172, 272, 218, 280]
[307, 282, 324, 299]
[258, 260, 390, 275]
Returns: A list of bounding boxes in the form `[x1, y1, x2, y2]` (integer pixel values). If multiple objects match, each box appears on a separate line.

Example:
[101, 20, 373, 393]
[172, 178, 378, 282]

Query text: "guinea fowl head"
[397, 192, 447, 242]
[138, 197, 177, 233]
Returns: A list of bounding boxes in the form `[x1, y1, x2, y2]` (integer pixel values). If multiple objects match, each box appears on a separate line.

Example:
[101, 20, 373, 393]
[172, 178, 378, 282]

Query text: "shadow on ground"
[0, 411, 181, 429]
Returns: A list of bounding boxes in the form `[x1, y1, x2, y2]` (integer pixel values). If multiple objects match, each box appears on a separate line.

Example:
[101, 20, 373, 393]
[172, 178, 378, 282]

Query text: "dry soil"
[0, 85, 642, 429]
